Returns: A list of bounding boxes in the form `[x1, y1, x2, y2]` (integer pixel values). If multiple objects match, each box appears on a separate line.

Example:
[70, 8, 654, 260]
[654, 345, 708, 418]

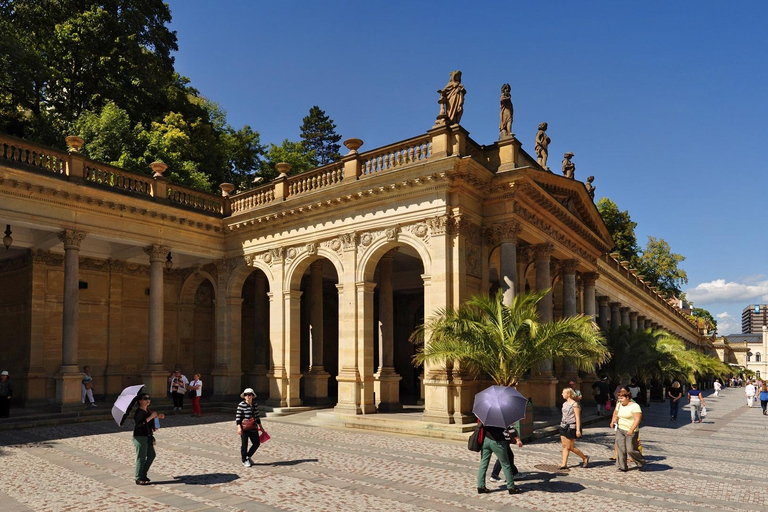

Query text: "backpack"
[468, 422, 484, 452]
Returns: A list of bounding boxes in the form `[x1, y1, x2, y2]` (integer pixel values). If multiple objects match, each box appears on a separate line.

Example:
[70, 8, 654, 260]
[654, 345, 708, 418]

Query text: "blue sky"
[166, 1, 767, 335]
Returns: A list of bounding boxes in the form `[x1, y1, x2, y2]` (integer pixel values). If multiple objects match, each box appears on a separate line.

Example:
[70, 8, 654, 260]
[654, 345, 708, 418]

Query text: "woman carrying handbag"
[236, 388, 264, 467]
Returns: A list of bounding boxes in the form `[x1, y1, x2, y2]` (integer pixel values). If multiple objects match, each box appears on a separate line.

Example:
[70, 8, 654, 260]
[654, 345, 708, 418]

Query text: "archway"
[178, 272, 217, 396]
[240, 269, 271, 398]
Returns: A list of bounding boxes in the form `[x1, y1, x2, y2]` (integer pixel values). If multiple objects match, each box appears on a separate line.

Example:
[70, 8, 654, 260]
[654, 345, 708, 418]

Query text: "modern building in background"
[742, 304, 768, 333]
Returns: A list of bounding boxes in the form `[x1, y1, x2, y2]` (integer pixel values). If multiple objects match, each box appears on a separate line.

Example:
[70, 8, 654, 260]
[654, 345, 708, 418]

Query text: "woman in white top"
[713, 379, 721, 397]
[189, 373, 203, 417]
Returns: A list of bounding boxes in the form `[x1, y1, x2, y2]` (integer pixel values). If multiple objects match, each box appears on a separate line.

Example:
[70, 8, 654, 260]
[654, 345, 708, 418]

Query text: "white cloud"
[686, 279, 768, 304]
[717, 312, 735, 320]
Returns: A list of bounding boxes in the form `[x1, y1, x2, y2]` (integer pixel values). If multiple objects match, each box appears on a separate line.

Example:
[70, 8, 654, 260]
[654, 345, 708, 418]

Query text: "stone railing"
[84, 161, 153, 196]
[0, 134, 68, 176]
[166, 184, 224, 214]
[286, 161, 344, 198]
[230, 184, 276, 214]
[360, 135, 431, 176]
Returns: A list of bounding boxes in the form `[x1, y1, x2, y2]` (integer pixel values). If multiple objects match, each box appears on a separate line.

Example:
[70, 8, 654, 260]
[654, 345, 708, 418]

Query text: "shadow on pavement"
[170, 473, 240, 485]
[534, 481, 586, 493]
[253, 458, 319, 467]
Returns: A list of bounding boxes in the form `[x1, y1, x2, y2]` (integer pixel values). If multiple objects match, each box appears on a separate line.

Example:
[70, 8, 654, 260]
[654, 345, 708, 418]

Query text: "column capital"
[355, 281, 377, 293]
[533, 242, 554, 261]
[629, 311, 638, 319]
[620, 306, 630, 313]
[609, 302, 621, 310]
[497, 221, 522, 243]
[581, 272, 599, 286]
[143, 244, 170, 262]
[597, 295, 610, 305]
[561, 259, 578, 275]
[58, 230, 86, 250]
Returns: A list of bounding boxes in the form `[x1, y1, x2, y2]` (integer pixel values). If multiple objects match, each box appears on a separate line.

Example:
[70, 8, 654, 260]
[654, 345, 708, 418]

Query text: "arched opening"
[190, 279, 216, 395]
[757, 352, 762, 363]
[371, 245, 425, 410]
[241, 269, 271, 398]
[298, 258, 339, 405]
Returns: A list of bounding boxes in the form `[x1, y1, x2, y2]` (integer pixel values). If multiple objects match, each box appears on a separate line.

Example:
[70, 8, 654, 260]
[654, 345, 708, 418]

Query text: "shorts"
[559, 425, 577, 439]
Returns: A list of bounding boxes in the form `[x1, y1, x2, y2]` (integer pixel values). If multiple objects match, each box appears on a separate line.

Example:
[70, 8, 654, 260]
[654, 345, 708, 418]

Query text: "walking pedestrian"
[477, 423, 519, 494]
[168, 369, 189, 411]
[592, 375, 609, 416]
[236, 388, 264, 468]
[81, 365, 96, 407]
[667, 381, 682, 421]
[189, 373, 202, 417]
[0, 371, 12, 418]
[569, 381, 582, 402]
[688, 383, 706, 423]
[132, 393, 164, 485]
[713, 379, 722, 397]
[558, 388, 589, 470]
[759, 383, 768, 415]
[746, 381, 756, 408]
[489, 424, 525, 484]
[611, 389, 646, 471]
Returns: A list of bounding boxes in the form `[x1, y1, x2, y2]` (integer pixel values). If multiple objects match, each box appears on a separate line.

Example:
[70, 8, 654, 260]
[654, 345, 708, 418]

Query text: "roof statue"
[436, 70, 466, 125]
[535, 122, 551, 171]
[499, 83, 513, 139]
[585, 175, 596, 200]
[562, 152, 575, 179]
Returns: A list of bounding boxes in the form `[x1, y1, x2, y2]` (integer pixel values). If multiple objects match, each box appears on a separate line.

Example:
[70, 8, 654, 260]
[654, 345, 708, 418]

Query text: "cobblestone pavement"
[0, 388, 765, 512]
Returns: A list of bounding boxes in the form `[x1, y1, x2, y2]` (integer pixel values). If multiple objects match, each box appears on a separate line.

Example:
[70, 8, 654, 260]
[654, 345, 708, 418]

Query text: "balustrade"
[230, 185, 276, 213]
[167, 185, 224, 214]
[84, 163, 153, 196]
[1, 136, 67, 175]
[285, 162, 344, 198]
[360, 136, 431, 176]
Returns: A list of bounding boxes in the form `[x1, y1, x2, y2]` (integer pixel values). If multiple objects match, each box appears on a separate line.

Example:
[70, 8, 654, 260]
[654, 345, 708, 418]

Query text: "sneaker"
[243, 459, 252, 468]
[489, 476, 502, 483]
[91, 403, 97, 407]
[514, 472, 527, 479]
[248, 457, 255, 466]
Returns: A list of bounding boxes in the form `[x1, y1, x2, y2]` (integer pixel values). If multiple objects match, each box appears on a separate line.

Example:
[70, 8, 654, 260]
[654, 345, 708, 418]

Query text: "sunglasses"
[244, 393, 254, 396]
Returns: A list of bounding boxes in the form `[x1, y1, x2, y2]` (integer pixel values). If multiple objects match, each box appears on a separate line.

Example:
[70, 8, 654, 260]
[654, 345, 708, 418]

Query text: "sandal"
[582, 456, 590, 468]
[557, 465, 568, 470]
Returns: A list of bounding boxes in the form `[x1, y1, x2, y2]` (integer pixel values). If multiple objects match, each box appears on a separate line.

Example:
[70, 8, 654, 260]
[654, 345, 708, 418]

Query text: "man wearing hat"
[0, 371, 12, 418]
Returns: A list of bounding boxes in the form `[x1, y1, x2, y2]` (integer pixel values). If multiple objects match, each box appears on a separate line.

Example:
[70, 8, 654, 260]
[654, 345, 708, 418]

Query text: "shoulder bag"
[467, 423, 484, 452]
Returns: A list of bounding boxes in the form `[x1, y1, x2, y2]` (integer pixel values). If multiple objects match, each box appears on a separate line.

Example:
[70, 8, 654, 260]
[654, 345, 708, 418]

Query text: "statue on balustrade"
[499, 83, 513, 138]
[585, 175, 596, 199]
[535, 122, 551, 170]
[562, 152, 575, 179]
[437, 70, 466, 125]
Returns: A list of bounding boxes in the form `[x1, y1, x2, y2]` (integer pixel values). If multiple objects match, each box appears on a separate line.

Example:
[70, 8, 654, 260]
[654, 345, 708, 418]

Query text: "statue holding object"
[437, 70, 466, 125]
[562, 152, 575, 179]
[535, 122, 551, 170]
[585, 176, 595, 200]
[499, 83, 513, 138]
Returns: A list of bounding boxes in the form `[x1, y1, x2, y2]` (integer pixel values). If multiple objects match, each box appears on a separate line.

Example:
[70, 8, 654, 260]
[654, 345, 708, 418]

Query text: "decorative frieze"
[513, 202, 597, 264]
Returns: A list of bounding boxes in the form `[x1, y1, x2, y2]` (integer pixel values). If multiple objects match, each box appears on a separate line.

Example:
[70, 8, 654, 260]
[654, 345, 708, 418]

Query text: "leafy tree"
[691, 307, 717, 333]
[635, 236, 688, 298]
[596, 198, 640, 264]
[410, 290, 608, 387]
[299, 106, 341, 166]
[262, 139, 317, 181]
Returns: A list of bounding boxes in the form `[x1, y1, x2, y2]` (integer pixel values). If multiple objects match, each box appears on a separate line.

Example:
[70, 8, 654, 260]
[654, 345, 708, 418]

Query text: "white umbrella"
[112, 384, 145, 426]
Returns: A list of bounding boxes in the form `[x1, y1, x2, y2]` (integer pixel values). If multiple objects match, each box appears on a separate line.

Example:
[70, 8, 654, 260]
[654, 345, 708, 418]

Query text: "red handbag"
[241, 418, 258, 431]
[259, 430, 271, 444]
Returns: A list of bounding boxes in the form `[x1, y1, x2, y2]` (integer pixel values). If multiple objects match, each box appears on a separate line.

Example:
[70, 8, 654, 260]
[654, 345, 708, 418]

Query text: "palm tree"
[410, 290, 608, 387]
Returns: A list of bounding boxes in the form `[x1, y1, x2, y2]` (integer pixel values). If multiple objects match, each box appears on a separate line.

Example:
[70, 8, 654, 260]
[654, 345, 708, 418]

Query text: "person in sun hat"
[236, 388, 264, 467]
[0, 371, 12, 418]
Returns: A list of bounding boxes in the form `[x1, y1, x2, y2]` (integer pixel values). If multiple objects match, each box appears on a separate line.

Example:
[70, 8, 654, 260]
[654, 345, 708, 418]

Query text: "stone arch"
[285, 247, 344, 291]
[179, 270, 217, 304]
[357, 232, 431, 283]
[227, 258, 274, 299]
[177, 270, 217, 396]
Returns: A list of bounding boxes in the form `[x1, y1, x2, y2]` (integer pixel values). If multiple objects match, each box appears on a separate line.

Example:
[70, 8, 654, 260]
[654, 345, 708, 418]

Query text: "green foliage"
[596, 198, 640, 264]
[410, 290, 608, 387]
[691, 307, 717, 332]
[300, 106, 341, 166]
[1, 1, 264, 192]
[262, 139, 317, 181]
[635, 236, 688, 298]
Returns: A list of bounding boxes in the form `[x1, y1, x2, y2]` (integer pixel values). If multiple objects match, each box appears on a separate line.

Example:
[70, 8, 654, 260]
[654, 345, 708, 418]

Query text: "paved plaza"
[0, 388, 765, 512]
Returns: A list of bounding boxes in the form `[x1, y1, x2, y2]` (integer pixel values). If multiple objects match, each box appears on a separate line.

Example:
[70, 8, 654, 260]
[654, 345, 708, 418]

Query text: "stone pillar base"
[334, 369, 360, 414]
[267, 368, 288, 407]
[56, 365, 83, 406]
[422, 374, 454, 424]
[304, 369, 331, 406]
[374, 369, 402, 412]
[140, 365, 169, 400]
[527, 375, 559, 410]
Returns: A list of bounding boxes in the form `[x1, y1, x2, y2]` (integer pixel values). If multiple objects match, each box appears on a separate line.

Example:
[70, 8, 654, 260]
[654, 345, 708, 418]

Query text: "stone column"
[141, 245, 170, 399]
[582, 273, 598, 320]
[56, 230, 86, 407]
[597, 296, 610, 332]
[499, 223, 520, 306]
[629, 312, 638, 332]
[620, 307, 630, 327]
[374, 251, 402, 411]
[516, 246, 530, 295]
[560, 260, 579, 385]
[610, 302, 621, 330]
[644, 318, 652, 330]
[304, 260, 330, 404]
[636, 315, 645, 331]
[530, 243, 557, 409]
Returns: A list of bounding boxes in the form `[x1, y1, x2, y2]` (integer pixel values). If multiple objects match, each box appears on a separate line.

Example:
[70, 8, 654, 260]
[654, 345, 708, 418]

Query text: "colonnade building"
[0, 98, 706, 420]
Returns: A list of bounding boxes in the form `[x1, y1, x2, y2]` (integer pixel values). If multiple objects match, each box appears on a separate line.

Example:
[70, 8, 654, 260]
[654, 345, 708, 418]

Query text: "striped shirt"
[235, 400, 261, 426]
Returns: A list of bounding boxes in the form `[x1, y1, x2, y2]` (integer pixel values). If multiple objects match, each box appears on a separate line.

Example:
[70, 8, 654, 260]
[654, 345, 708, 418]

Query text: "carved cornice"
[80, 257, 110, 271]
[513, 202, 597, 264]
[0, 176, 223, 233]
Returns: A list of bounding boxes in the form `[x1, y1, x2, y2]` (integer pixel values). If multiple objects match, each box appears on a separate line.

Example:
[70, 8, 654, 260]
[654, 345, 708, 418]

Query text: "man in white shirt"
[746, 381, 756, 408]
[713, 379, 722, 397]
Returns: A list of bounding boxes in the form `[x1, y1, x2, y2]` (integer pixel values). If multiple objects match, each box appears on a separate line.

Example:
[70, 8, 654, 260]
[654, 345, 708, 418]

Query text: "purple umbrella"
[472, 385, 528, 428]
[112, 384, 145, 427]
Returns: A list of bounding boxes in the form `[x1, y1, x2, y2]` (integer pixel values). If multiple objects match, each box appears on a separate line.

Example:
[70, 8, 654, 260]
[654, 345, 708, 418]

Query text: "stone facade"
[0, 106, 706, 420]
